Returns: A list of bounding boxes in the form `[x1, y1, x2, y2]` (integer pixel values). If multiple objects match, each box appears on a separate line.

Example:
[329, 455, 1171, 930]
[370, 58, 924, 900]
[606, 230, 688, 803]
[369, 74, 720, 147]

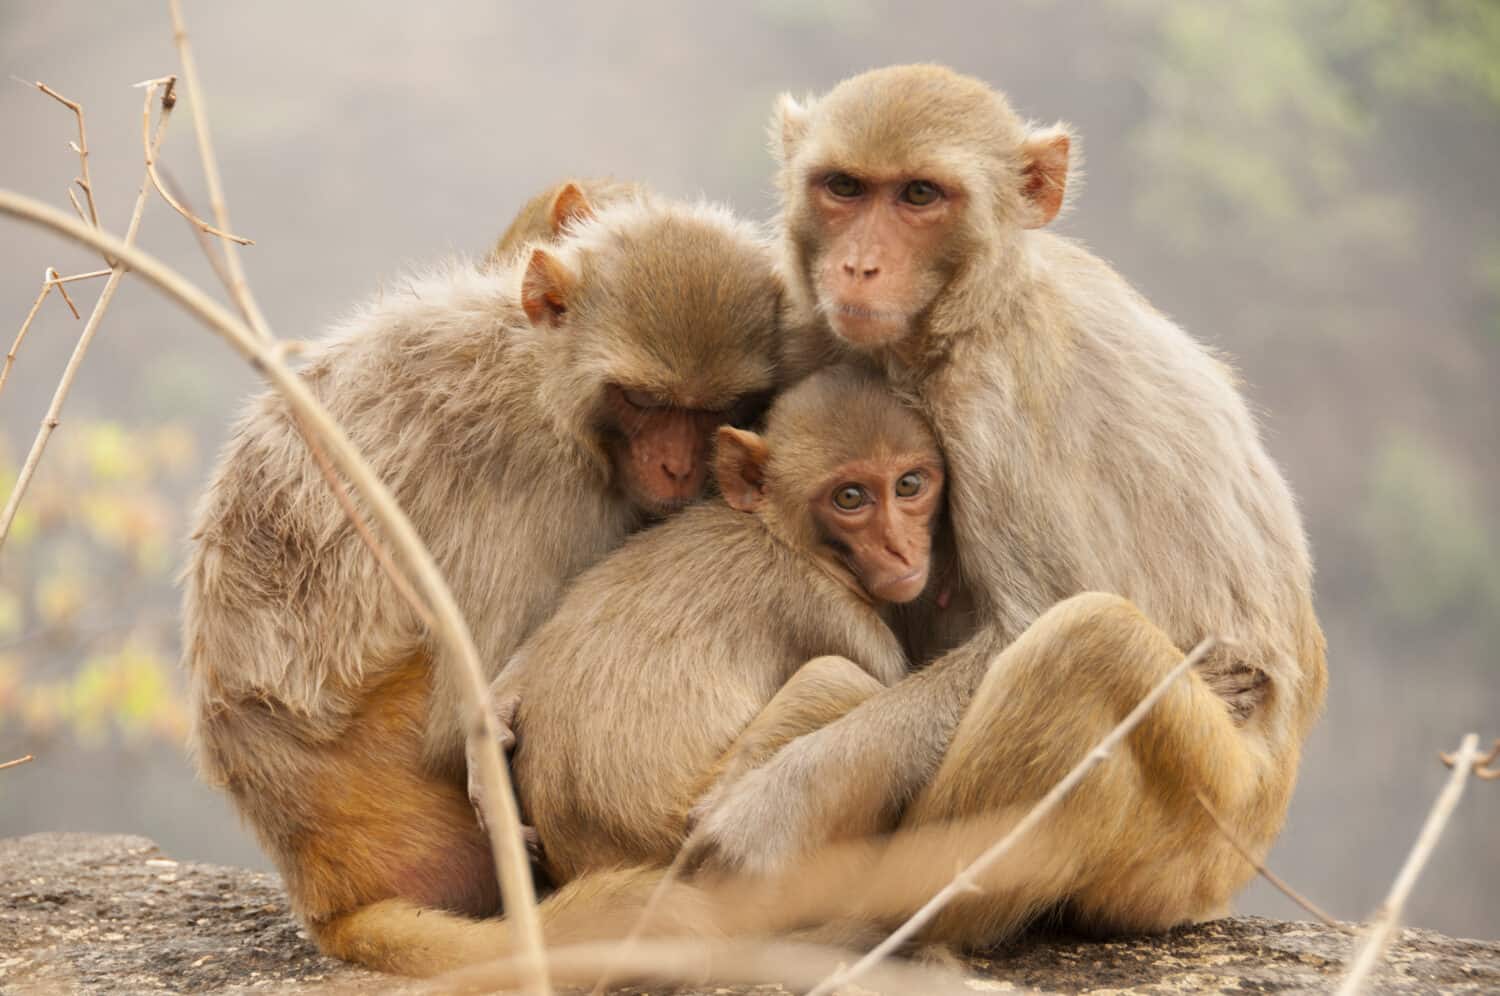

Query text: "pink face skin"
[606, 387, 729, 515]
[811, 453, 946, 603]
[809, 172, 961, 348]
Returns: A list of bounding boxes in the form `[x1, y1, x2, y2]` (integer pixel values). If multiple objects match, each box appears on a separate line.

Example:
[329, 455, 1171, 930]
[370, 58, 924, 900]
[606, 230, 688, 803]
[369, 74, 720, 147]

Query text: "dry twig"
[134, 77, 252, 246]
[28, 81, 100, 228]
[47, 268, 111, 286]
[1442, 736, 1500, 780]
[1194, 789, 1341, 929]
[167, 0, 271, 339]
[0, 189, 550, 994]
[0, 754, 35, 772]
[2, 271, 76, 399]
[804, 636, 1219, 996]
[437, 935, 979, 996]
[0, 79, 177, 550]
[1334, 733, 1483, 995]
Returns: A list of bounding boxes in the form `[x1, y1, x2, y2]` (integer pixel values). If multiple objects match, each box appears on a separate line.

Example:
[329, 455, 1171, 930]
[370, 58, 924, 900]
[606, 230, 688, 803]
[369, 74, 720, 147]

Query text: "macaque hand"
[683, 739, 829, 879]
[465, 693, 542, 861]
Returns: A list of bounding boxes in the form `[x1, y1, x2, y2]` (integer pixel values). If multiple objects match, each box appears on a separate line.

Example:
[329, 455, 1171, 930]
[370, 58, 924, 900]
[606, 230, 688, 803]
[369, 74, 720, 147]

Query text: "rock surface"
[2, 833, 1497, 994]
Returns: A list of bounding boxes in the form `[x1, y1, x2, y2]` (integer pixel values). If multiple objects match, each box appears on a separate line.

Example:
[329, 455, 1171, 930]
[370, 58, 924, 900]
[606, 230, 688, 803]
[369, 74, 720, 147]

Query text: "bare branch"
[1194, 789, 1342, 929]
[0, 189, 550, 994]
[0, 754, 35, 772]
[1335, 733, 1483, 995]
[31, 81, 99, 228]
[292, 409, 437, 632]
[167, 0, 272, 339]
[1442, 737, 1500, 781]
[47, 268, 111, 285]
[49, 267, 81, 319]
[439, 936, 979, 996]
[133, 76, 252, 246]
[0, 81, 179, 551]
[1, 282, 55, 400]
[805, 636, 1219, 996]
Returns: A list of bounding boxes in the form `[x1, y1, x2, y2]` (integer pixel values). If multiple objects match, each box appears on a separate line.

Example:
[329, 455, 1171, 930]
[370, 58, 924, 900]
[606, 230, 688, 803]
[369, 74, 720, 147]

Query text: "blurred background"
[1, 0, 1496, 941]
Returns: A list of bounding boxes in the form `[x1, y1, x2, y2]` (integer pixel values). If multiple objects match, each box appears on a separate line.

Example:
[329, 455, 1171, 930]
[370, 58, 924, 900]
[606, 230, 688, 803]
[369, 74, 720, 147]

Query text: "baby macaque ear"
[715, 426, 770, 513]
[548, 182, 595, 237]
[1018, 124, 1074, 229]
[768, 92, 814, 163]
[520, 248, 576, 328]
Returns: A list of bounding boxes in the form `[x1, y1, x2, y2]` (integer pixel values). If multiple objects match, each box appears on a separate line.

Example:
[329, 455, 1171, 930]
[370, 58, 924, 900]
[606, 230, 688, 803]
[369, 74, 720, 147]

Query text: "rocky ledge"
[2, 833, 1496, 994]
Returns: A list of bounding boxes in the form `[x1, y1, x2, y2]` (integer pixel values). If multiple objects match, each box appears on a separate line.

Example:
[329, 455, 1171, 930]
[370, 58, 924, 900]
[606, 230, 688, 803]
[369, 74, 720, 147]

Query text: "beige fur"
[180, 193, 783, 970]
[681, 64, 1327, 941]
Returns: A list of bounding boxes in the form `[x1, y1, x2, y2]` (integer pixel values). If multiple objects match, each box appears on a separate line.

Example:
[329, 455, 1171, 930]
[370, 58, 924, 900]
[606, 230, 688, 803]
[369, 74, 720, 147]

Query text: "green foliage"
[1126, 0, 1500, 262]
[0, 418, 195, 746]
[1362, 431, 1500, 634]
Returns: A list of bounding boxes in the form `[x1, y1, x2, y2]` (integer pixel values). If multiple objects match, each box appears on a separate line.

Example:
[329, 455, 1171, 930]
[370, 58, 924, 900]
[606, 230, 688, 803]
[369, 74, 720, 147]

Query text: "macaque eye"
[623, 389, 667, 410]
[832, 484, 868, 511]
[894, 471, 924, 498]
[825, 174, 864, 199]
[900, 180, 942, 206]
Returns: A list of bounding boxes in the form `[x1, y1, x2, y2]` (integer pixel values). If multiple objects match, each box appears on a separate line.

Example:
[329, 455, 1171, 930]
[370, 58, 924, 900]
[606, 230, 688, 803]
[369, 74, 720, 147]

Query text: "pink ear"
[548, 183, 594, 236]
[520, 249, 573, 327]
[715, 426, 769, 513]
[1019, 126, 1071, 229]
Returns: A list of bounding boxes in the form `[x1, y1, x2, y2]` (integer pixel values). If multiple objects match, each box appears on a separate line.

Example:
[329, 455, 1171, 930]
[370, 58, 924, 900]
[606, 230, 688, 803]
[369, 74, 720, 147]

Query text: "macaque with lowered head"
[323, 364, 948, 975]
[680, 64, 1327, 948]
[182, 190, 782, 975]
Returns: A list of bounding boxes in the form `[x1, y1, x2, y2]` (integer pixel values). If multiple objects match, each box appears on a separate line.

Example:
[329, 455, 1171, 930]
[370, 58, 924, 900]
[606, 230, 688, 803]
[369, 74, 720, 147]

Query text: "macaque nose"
[661, 459, 693, 485]
[842, 260, 880, 280]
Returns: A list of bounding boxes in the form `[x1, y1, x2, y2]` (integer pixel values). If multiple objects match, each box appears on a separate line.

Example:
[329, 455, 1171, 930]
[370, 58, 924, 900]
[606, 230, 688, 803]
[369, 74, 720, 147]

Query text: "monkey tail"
[311, 865, 723, 978]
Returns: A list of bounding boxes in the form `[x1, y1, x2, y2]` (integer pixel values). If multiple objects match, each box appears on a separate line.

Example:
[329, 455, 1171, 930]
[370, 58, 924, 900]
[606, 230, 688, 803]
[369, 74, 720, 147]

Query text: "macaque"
[181, 192, 782, 975]
[317, 365, 947, 976]
[683, 64, 1328, 945]
[498, 364, 945, 885]
[488, 177, 645, 264]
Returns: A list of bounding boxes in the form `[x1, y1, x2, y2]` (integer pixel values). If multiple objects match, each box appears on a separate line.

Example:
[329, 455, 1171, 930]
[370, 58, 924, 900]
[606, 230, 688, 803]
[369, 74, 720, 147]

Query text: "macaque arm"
[682, 632, 997, 875]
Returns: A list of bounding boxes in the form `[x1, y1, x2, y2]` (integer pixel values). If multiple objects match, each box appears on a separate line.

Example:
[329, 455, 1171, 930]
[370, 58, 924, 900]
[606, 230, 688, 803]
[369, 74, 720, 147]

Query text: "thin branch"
[805, 636, 1219, 996]
[0, 189, 551, 995]
[47, 268, 111, 285]
[0, 79, 176, 551]
[1, 281, 55, 400]
[50, 267, 81, 319]
[1194, 789, 1341, 929]
[0, 754, 35, 771]
[31, 82, 99, 228]
[167, 0, 272, 339]
[1442, 737, 1500, 781]
[291, 409, 437, 632]
[440, 936, 980, 996]
[66, 187, 89, 226]
[1335, 733, 1483, 995]
[134, 77, 253, 247]
[159, 156, 439, 657]
[590, 841, 697, 995]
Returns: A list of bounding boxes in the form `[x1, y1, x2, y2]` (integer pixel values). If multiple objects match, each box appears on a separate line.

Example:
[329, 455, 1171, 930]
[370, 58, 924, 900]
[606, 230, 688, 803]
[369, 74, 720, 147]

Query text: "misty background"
[1, 1, 1496, 941]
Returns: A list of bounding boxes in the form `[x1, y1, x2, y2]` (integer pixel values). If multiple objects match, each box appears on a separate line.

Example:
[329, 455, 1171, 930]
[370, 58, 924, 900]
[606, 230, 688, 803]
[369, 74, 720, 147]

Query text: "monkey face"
[603, 387, 736, 514]
[812, 453, 945, 604]
[804, 172, 960, 349]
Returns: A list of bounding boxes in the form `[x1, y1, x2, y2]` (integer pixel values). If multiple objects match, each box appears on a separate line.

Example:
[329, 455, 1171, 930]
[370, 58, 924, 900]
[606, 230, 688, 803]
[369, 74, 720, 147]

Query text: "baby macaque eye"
[900, 180, 942, 206]
[825, 174, 864, 199]
[832, 484, 868, 511]
[894, 471, 924, 498]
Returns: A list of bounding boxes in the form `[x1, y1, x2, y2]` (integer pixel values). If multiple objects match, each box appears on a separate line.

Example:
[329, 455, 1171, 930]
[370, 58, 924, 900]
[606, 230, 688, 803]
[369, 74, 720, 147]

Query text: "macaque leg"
[899, 592, 1261, 946]
[207, 659, 502, 972]
[699, 655, 885, 808]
